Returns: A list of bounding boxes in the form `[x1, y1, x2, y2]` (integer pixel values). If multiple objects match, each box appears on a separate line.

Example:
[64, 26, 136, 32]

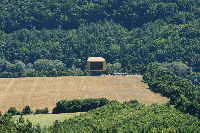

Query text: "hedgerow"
[35, 107, 49, 114]
[52, 98, 110, 114]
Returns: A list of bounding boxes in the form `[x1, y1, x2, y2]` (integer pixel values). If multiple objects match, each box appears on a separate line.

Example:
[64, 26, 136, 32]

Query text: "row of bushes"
[35, 107, 49, 114]
[5, 106, 49, 116]
[2, 98, 110, 116]
[140, 63, 200, 119]
[52, 98, 110, 114]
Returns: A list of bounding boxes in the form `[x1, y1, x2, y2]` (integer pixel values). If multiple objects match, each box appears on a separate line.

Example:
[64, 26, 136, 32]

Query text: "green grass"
[12, 113, 84, 128]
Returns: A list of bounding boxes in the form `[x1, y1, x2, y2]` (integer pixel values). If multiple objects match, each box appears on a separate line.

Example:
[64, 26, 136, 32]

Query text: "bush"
[35, 109, 41, 114]
[35, 107, 49, 114]
[8, 107, 18, 116]
[16, 111, 21, 115]
[22, 105, 33, 115]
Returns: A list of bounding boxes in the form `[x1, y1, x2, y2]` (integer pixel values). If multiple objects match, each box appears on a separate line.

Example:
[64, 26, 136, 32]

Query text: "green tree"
[8, 107, 18, 116]
[22, 105, 33, 115]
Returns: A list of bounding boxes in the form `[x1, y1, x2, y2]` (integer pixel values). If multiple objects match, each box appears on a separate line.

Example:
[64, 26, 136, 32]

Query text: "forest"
[0, 0, 200, 132]
[0, 0, 199, 76]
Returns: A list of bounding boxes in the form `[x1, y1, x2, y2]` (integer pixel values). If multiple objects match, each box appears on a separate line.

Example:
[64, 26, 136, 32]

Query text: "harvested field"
[0, 76, 169, 114]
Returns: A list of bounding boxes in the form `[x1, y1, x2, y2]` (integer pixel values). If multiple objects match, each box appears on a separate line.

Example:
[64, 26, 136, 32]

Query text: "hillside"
[44, 101, 200, 132]
[0, 76, 169, 114]
[0, 0, 200, 132]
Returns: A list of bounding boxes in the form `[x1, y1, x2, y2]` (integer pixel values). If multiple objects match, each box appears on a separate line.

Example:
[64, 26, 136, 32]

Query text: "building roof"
[87, 57, 105, 62]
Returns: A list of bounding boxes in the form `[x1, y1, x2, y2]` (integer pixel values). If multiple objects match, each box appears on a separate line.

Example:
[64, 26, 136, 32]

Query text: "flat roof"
[87, 57, 105, 61]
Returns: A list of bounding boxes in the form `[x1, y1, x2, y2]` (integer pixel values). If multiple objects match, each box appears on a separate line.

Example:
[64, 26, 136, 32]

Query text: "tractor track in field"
[0, 78, 16, 110]
[26, 77, 38, 105]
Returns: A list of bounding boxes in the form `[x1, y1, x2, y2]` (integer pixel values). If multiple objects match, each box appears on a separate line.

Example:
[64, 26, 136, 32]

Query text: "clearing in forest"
[12, 112, 84, 128]
[0, 76, 169, 114]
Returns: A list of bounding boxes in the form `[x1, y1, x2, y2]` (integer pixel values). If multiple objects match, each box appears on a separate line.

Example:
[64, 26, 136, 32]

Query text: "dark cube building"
[87, 57, 106, 71]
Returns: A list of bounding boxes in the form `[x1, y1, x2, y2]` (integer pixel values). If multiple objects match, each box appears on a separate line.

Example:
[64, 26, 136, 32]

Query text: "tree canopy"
[0, 0, 199, 77]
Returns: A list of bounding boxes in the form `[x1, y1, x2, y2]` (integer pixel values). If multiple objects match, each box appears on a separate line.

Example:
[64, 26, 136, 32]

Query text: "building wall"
[87, 61, 106, 71]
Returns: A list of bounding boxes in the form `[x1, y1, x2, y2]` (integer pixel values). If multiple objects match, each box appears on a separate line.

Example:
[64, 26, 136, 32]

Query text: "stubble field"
[0, 76, 169, 114]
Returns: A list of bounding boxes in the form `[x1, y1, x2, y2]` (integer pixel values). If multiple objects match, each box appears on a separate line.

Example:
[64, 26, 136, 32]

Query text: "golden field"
[0, 76, 169, 114]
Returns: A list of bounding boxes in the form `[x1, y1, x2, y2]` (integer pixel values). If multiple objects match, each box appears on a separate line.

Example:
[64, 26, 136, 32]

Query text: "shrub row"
[2, 98, 108, 116]
[52, 98, 110, 114]
[35, 107, 49, 114]
[140, 63, 200, 118]
[3, 98, 109, 116]
[5, 106, 48, 116]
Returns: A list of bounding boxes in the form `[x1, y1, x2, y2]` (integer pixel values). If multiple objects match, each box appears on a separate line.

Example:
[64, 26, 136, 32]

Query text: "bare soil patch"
[0, 76, 169, 114]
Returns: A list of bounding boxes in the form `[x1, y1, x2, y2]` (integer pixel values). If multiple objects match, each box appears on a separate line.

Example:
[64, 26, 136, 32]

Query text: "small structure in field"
[113, 73, 128, 76]
[87, 57, 106, 71]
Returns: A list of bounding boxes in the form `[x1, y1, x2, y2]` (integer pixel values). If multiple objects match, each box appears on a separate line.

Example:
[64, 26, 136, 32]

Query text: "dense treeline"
[0, 0, 200, 77]
[140, 63, 200, 119]
[0, 100, 200, 132]
[0, 20, 200, 76]
[1, 0, 199, 33]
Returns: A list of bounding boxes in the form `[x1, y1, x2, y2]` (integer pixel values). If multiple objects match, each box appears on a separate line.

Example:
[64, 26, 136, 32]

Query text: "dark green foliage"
[0, 0, 199, 79]
[50, 120, 63, 133]
[46, 100, 200, 132]
[16, 111, 21, 115]
[140, 63, 200, 119]
[8, 107, 18, 116]
[52, 98, 110, 114]
[157, 62, 200, 85]
[0, 113, 41, 132]
[22, 105, 33, 115]
[35, 107, 49, 114]
[0, 113, 17, 132]
[0, 0, 199, 132]
[0, 0, 199, 33]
